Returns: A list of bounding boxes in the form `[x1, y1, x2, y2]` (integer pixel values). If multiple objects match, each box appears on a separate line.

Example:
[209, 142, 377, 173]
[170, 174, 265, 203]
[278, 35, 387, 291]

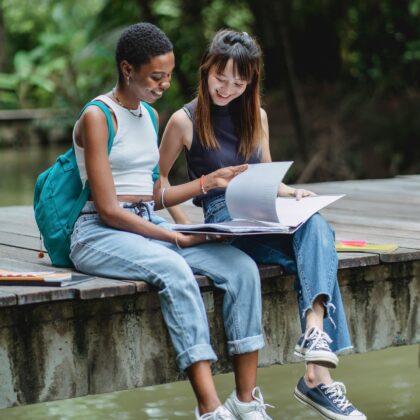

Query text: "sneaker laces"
[251, 387, 274, 419]
[321, 381, 352, 411]
[304, 327, 332, 352]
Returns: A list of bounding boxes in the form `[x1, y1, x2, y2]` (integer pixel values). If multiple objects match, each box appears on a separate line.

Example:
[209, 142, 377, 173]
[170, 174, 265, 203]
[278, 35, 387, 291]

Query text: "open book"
[173, 162, 343, 235]
[0, 270, 95, 287]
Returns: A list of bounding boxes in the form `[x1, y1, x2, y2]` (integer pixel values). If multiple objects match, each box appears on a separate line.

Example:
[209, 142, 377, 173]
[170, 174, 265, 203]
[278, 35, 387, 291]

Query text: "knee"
[158, 253, 198, 291]
[305, 213, 335, 239]
[230, 253, 261, 292]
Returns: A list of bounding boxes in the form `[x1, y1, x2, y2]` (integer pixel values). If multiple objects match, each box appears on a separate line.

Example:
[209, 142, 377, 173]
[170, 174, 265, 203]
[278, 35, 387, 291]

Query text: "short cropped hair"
[115, 22, 173, 80]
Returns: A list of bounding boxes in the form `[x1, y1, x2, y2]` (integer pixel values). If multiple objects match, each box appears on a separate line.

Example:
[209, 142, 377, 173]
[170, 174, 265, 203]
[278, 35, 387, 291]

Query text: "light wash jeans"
[202, 194, 352, 353]
[70, 201, 264, 371]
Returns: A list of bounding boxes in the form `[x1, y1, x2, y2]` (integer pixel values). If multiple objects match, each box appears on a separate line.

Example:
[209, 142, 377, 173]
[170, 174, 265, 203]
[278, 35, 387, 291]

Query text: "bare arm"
[158, 109, 194, 223]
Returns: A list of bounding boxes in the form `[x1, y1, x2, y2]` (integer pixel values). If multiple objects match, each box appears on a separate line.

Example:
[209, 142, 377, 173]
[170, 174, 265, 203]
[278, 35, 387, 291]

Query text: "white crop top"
[73, 95, 159, 195]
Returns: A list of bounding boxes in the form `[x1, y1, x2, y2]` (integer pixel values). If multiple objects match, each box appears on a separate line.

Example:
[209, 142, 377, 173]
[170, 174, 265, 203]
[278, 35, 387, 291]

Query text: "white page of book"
[276, 195, 344, 227]
[226, 161, 293, 222]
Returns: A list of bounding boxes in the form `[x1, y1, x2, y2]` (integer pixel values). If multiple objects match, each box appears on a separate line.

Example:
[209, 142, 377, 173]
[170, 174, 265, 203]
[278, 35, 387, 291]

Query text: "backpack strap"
[66, 100, 115, 230]
[141, 101, 160, 182]
[141, 101, 158, 134]
[78, 100, 115, 153]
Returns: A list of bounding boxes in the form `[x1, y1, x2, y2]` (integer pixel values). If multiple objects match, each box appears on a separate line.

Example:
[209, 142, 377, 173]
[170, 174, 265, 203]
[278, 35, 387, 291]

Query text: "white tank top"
[73, 95, 159, 195]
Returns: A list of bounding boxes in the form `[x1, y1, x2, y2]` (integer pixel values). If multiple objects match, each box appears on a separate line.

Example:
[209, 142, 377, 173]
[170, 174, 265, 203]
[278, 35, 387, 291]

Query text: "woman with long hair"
[159, 29, 366, 420]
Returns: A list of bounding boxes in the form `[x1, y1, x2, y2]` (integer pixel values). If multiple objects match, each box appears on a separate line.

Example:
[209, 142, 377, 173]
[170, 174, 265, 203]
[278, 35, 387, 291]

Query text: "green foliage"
[1, 0, 419, 179]
[0, 0, 114, 111]
[337, 0, 420, 90]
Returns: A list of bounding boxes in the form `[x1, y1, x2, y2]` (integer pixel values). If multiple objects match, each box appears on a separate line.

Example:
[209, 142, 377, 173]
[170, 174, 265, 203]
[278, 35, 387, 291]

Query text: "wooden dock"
[0, 175, 419, 408]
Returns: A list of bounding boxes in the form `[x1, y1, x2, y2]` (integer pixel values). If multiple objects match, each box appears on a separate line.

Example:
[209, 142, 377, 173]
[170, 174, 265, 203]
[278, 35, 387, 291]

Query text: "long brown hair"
[196, 29, 263, 160]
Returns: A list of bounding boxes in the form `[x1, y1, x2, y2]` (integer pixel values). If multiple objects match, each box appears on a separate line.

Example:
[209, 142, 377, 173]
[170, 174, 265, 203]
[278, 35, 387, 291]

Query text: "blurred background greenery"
[0, 0, 420, 185]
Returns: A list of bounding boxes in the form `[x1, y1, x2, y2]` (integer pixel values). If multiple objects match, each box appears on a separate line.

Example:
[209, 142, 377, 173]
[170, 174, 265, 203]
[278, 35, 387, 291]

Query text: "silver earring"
[127, 76, 130, 86]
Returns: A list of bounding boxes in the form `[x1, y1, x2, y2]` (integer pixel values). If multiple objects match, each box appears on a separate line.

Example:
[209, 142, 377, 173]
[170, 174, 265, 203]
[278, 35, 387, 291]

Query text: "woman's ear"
[120, 60, 133, 82]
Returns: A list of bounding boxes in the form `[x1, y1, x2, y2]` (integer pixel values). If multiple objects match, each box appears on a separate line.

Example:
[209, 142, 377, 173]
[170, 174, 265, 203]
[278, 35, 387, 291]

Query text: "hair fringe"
[196, 30, 263, 160]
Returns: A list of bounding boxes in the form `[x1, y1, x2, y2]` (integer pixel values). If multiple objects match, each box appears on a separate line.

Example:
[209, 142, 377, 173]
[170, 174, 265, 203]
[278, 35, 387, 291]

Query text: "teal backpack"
[34, 100, 158, 268]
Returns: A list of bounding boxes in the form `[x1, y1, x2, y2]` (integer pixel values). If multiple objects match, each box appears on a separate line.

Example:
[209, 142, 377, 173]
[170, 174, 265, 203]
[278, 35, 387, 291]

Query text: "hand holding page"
[173, 162, 344, 235]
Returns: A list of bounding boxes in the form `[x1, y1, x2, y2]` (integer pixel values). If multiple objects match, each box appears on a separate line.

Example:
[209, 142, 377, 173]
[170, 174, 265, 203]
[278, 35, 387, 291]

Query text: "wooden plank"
[0, 244, 51, 267]
[334, 228, 420, 249]
[337, 253, 380, 269]
[74, 278, 137, 300]
[1, 286, 75, 306]
[123, 279, 153, 293]
[300, 176, 420, 192]
[0, 290, 17, 307]
[0, 231, 40, 251]
[378, 247, 420, 263]
[323, 213, 420, 234]
[330, 222, 420, 240]
[297, 180, 420, 203]
[0, 256, 57, 272]
[396, 174, 420, 182]
[320, 198, 420, 219]
[0, 256, 76, 305]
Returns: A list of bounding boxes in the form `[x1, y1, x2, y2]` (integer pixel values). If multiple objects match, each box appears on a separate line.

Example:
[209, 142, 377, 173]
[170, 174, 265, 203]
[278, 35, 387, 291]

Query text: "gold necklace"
[112, 88, 142, 118]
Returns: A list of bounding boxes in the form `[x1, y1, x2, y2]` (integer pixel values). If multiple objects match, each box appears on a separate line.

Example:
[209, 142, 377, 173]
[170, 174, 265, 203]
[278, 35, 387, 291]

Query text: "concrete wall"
[0, 261, 419, 408]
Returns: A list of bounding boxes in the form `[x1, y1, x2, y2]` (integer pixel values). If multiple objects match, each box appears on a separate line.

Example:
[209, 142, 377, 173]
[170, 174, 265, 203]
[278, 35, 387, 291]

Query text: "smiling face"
[207, 59, 249, 106]
[128, 51, 175, 103]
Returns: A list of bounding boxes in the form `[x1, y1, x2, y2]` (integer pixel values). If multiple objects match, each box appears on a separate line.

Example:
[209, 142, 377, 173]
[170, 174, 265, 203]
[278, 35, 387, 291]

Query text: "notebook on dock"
[335, 241, 398, 253]
[0, 270, 95, 287]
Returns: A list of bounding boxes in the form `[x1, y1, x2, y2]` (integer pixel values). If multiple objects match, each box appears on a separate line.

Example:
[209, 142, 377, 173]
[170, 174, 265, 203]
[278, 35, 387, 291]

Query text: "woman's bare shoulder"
[170, 108, 192, 127]
[259, 107, 268, 120]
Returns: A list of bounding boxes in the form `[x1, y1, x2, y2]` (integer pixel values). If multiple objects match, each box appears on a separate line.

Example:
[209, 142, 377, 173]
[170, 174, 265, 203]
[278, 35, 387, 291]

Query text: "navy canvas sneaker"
[294, 377, 367, 420]
[294, 326, 339, 368]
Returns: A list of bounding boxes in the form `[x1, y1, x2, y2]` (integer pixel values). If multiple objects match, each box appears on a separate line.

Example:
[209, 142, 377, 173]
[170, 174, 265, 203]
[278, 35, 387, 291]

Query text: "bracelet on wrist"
[161, 187, 167, 209]
[175, 232, 182, 249]
[200, 175, 208, 194]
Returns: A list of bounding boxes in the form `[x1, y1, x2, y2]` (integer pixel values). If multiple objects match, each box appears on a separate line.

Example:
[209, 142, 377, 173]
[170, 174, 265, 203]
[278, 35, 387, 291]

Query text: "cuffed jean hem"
[301, 292, 336, 328]
[227, 334, 265, 356]
[176, 344, 218, 371]
[336, 345, 354, 355]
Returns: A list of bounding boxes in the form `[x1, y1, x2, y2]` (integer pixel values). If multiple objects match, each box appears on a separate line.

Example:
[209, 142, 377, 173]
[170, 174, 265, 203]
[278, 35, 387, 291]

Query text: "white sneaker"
[223, 387, 273, 419]
[195, 405, 236, 419]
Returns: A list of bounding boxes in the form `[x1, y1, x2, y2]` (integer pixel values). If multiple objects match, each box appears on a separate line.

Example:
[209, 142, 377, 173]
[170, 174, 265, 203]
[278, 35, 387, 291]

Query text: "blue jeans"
[70, 201, 264, 371]
[202, 194, 352, 354]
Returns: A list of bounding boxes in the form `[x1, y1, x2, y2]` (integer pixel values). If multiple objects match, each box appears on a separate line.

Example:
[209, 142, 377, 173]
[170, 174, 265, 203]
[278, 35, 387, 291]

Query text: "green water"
[1, 146, 419, 419]
[0, 145, 68, 206]
[0, 346, 419, 419]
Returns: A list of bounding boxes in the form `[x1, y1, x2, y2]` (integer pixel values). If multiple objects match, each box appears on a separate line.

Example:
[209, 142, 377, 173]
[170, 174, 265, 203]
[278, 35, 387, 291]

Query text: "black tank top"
[183, 98, 261, 206]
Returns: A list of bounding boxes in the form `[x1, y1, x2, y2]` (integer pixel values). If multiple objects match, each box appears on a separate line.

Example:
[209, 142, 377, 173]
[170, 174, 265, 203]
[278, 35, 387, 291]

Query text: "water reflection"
[0, 345, 419, 419]
[0, 145, 69, 206]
